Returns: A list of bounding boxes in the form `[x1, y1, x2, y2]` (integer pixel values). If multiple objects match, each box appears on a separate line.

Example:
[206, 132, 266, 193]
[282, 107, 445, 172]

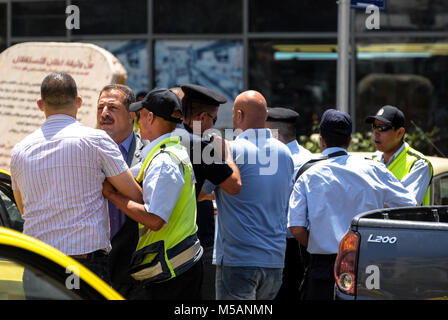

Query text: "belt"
[70, 249, 109, 260]
[131, 240, 202, 281]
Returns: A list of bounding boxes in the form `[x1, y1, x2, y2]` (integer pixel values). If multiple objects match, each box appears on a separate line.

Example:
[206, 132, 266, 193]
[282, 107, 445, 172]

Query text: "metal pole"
[349, 7, 357, 132]
[243, 0, 249, 91]
[337, 0, 350, 113]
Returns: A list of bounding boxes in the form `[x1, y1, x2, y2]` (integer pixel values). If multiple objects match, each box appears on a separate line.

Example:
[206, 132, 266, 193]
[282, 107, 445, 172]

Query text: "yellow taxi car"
[0, 169, 123, 300]
[0, 227, 123, 300]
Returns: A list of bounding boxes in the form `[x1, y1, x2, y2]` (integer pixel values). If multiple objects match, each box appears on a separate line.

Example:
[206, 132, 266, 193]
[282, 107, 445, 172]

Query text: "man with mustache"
[366, 105, 433, 205]
[97, 84, 147, 298]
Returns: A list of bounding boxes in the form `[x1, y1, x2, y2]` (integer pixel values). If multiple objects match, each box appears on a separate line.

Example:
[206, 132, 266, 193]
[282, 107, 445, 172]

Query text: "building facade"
[1, 0, 448, 155]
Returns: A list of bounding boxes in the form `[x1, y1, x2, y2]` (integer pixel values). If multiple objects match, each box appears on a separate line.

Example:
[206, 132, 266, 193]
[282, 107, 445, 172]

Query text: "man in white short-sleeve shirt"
[10, 72, 143, 286]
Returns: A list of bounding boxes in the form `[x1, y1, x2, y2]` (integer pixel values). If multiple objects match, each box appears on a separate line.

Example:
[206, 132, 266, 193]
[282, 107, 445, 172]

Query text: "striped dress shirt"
[10, 114, 128, 255]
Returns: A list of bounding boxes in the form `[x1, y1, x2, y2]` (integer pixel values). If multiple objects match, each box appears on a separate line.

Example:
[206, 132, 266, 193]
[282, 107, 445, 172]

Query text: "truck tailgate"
[356, 223, 448, 300]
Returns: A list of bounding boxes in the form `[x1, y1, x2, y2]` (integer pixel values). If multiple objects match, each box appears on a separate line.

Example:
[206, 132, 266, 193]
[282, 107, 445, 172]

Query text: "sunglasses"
[372, 124, 393, 132]
[205, 112, 217, 125]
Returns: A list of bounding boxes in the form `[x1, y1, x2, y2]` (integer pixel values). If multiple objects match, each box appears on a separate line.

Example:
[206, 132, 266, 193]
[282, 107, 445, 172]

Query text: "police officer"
[266, 107, 312, 300]
[173, 84, 241, 300]
[103, 88, 203, 300]
[366, 105, 433, 205]
[288, 109, 417, 300]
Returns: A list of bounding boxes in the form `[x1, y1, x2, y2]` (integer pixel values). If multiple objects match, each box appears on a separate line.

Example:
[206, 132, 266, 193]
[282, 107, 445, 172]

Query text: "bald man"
[202, 90, 295, 300]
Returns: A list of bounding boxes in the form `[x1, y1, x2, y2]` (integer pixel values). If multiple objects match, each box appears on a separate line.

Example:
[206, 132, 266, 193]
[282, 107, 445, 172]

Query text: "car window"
[0, 172, 24, 232]
[0, 257, 80, 300]
[0, 189, 23, 232]
[432, 174, 448, 205]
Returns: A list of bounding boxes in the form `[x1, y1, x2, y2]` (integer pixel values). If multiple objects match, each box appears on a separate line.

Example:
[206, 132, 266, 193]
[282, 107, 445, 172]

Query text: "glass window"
[91, 40, 149, 94]
[354, 1, 448, 32]
[0, 257, 79, 300]
[0, 4, 6, 52]
[154, 40, 243, 98]
[72, 0, 147, 35]
[249, 0, 338, 32]
[354, 38, 448, 156]
[432, 174, 448, 205]
[153, 0, 242, 34]
[0, 188, 23, 232]
[12, 1, 66, 37]
[154, 40, 243, 129]
[249, 39, 337, 135]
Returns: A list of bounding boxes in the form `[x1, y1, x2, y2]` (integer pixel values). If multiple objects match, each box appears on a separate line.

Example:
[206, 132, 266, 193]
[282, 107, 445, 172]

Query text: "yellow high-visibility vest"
[387, 142, 433, 206]
[129, 136, 201, 284]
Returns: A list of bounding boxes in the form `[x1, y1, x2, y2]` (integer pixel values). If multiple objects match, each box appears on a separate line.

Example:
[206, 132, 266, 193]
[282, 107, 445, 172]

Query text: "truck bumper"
[334, 285, 355, 300]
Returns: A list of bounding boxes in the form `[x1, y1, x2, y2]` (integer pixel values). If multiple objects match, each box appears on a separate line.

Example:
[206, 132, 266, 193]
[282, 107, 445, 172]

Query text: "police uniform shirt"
[286, 140, 312, 178]
[130, 133, 185, 223]
[373, 142, 431, 205]
[288, 147, 417, 255]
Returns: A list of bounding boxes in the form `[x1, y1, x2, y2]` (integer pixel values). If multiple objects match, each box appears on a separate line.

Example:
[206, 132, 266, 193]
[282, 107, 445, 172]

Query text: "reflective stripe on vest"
[388, 142, 433, 206]
[129, 136, 201, 283]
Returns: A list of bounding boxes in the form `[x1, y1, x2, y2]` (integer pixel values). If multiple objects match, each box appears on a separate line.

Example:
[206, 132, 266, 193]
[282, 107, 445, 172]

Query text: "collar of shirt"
[286, 140, 301, 153]
[235, 128, 273, 141]
[322, 146, 347, 156]
[43, 114, 77, 126]
[179, 122, 192, 133]
[140, 132, 175, 160]
[381, 142, 406, 167]
[119, 131, 134, 158]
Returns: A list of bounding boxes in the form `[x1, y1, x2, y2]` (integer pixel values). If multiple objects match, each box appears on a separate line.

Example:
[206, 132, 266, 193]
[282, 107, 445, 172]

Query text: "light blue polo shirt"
[204, 128, 294, 268]
[288, 147, 417, 254]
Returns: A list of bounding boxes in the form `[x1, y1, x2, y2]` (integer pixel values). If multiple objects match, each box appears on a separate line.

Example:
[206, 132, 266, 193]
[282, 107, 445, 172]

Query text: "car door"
[0, 227, 123, 300]
[0, 169, 24, 231]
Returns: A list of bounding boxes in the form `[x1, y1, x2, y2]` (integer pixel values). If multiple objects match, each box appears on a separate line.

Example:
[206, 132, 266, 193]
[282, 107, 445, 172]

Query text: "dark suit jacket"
[109, 133, 147, 295]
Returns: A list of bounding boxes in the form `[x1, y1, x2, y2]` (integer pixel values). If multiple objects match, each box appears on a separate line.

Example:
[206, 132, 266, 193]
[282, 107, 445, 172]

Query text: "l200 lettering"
[367, 234, 398, 244]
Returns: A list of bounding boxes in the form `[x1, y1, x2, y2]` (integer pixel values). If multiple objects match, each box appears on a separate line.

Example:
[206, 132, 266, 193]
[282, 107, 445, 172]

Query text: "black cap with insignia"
[181, 84, 227, 106]
[266, 107, 300, 123]
[129, 88, 183, 123]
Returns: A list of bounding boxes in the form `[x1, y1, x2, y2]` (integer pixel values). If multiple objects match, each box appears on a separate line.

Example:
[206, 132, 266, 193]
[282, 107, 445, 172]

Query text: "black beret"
[181, 84, 227, 106]
[266, 107, 299, 123]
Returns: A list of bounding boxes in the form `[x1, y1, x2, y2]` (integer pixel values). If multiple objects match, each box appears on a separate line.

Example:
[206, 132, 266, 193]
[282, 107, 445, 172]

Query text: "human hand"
[211, 134, 232, 162]
[198, 190, 215, 202]
[102, 180, 117, 199]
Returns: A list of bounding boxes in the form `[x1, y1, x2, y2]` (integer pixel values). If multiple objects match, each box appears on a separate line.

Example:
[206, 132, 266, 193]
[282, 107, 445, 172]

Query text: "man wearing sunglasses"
[366, 105, 433, 205]
[173, 84, 242, 300]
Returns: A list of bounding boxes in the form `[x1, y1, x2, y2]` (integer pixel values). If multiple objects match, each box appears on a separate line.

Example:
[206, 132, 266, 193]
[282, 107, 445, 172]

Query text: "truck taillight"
[334, 230, 360, 296]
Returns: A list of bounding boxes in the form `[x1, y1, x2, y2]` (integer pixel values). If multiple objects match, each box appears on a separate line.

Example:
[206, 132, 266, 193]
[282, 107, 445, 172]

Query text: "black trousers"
[275, 238, 309, 300]
[304, 254, 337, 301]
[141, 257, 204, 300]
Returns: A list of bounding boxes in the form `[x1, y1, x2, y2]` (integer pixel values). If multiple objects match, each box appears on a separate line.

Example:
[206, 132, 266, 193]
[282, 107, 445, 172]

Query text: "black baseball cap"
[266, 107, 299, 123]
[320, 109, 352, 136]
[129, 88, 182, 123]
[365, 105, 405, 128]
[181, 84, 227, 106]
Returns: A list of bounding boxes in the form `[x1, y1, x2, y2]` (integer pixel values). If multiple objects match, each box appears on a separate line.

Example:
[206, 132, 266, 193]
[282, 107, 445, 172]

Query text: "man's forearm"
[290, 226, 309, 248]
[218, 159, 242, 195]
[107, 170, 143, 204]
[106, 190, 164, 231]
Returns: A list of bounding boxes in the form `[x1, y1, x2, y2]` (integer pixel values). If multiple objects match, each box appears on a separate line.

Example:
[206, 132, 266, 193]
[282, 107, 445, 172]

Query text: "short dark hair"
[98, 84, 136, 111]
[320, 131, 351, 149]
[267, 121, 296, 143]
[41, 72, 77, 109]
